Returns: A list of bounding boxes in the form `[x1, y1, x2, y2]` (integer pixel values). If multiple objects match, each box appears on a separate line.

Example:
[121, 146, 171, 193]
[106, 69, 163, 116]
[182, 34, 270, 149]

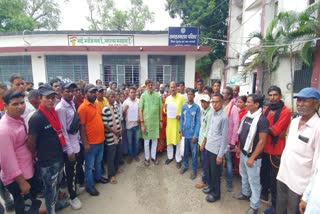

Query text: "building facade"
[0, 31, 209, 87]
[225, 0, 319, 106]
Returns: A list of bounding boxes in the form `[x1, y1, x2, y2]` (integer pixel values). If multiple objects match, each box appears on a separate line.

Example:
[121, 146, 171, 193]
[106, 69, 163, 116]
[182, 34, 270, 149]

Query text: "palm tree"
[242, 3, 320, 107]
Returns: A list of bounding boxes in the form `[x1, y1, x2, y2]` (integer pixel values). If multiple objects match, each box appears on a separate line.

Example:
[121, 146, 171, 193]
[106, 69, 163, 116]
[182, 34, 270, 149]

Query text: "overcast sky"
[58, 0, 182, 30]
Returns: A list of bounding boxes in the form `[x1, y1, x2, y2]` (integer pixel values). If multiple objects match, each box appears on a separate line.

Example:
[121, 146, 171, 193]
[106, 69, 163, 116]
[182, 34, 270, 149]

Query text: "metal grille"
[102, 55, 140, 86]
[293, 57, 312, 93]
[148, 55, 185, 85]
[0, 55, 33, 85]
[46, 55, 89, 83]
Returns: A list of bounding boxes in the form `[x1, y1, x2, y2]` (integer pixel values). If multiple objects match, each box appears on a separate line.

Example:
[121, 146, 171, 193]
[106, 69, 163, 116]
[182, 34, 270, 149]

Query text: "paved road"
[61, 152, 267, 214]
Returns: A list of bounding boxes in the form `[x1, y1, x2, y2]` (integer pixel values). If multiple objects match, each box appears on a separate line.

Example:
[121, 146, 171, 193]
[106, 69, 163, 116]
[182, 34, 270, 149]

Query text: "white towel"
[238, 108, 262, 154]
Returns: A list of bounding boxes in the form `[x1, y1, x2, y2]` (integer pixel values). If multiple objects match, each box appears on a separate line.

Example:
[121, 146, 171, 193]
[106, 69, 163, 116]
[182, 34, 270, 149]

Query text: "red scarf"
[38, 104, 66, 148]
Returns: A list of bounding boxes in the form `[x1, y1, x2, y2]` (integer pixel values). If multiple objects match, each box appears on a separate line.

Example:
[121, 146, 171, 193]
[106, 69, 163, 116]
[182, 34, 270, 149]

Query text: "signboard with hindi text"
[68, 35, 134, 46]
[168, 27, 199, 46]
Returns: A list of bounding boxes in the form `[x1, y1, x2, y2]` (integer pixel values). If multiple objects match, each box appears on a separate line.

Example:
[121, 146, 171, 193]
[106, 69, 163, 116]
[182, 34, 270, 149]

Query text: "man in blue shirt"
[180, 88, 201, 180]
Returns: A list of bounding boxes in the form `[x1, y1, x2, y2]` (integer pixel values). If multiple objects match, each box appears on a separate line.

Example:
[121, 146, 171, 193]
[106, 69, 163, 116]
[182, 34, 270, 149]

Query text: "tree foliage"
[166, 0, 229, 78]
[0, 0, 61, 32]
[87, 0, 154, 31]
[242, 3, 320, 74]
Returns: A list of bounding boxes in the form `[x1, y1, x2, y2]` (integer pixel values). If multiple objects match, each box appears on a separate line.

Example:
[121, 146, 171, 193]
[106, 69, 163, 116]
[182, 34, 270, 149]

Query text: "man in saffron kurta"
[164, 82, 185, 168]
[139, 79, 162, 166]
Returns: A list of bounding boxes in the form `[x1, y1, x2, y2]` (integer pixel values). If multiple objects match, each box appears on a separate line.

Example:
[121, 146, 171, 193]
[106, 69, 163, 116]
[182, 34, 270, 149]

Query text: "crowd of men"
[0, 74, 319, 214]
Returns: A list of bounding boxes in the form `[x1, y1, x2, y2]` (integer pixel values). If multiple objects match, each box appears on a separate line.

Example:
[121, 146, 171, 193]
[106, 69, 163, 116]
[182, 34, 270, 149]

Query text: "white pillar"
[31, 54, 46, 87]
[185, 54, 196, 88]
[140, 54, 148, 85]
[87, 53, 102, 84]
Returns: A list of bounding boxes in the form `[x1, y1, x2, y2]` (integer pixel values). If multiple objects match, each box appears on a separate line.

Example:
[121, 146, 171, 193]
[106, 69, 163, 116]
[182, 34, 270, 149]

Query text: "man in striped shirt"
[102, 91, 122, 184]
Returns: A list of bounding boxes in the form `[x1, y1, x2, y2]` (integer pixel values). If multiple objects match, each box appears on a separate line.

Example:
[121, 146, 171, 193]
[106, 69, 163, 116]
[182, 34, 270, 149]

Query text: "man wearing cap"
[276, 87, 320, 214]
[164, 81, 185, 168]
[77, 84, 108, 197]
[55, 81, 83, 209]
[96, 85, 108, 110]
[194, 94, 213, 189]
[27, 83, 66, 213]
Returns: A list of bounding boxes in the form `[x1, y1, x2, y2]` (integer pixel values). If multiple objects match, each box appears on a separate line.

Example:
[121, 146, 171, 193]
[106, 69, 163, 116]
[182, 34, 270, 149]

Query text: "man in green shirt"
[195, 94, 213, 189]
[139, 79, 163, 166]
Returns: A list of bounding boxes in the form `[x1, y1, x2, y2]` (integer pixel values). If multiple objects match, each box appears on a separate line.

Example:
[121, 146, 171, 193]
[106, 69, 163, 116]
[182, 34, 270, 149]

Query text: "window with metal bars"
[0, 55, 33, 85]
[102, 55, 140, 86]
[46, 55, 89, 83]
[293, 57, 312, 93]
[148, 55, 185, 85]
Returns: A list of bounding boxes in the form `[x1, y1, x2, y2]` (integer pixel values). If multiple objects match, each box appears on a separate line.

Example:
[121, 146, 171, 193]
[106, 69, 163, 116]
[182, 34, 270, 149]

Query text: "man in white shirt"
[276, 87, 320, 214]
[123, 87, 140, 163]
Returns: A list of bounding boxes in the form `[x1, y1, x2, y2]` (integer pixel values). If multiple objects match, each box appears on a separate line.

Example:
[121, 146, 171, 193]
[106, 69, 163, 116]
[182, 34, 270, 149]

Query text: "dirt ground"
[61, 152, 268, 214]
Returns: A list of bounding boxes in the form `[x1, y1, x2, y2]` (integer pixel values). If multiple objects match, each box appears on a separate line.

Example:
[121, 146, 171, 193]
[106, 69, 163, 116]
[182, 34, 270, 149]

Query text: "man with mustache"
[276, 87, 320, 214]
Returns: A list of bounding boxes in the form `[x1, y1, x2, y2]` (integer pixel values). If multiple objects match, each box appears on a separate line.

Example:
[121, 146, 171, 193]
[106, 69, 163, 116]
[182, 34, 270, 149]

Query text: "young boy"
[180, 88, 201, 180]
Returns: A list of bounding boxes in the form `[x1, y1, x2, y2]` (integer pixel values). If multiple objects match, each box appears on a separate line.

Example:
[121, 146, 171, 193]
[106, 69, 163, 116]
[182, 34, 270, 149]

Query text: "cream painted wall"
[185, 54, 196, 88]
[0, 33, 168, 47]
[31, 54, 47, 84]
[87, 53, 103, 84]
[140, 54, 148, 83]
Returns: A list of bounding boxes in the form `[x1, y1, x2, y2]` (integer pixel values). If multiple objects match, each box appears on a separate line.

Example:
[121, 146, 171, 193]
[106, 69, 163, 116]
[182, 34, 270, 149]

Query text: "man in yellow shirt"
[96, 86, 109, 110]
[165, 81, 185, 168]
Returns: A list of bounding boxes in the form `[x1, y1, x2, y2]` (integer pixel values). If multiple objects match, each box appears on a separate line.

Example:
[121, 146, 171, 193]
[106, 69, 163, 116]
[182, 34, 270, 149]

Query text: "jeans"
[6, 178, 39, 214]
[127, 125, 140, 158]
[115, 140, 122, 172]
[183, 138, 198, 171]
[225, 151, 233, 189]
[239, 152, 262, 210]
[106, 144, 116, 178]
[39, 160, 63, 214]
[84, 142, 104, 189]
[201, 149, 207, 183]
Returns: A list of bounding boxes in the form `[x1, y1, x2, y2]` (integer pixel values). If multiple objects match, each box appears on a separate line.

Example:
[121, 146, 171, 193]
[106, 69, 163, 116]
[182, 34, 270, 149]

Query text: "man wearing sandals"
[139, 79, 162, 166]
[260, 86, 291, 213]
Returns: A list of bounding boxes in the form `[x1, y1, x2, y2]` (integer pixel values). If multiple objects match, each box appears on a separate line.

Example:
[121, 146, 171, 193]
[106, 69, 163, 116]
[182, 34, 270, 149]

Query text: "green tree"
[0, 0, 61, 32]
[166, 0, 229, 78]
[0, 0, 35, 32]
[242, 3, 320, 108]
[23, 0, 61, 30]
[87, 0, 154, 31]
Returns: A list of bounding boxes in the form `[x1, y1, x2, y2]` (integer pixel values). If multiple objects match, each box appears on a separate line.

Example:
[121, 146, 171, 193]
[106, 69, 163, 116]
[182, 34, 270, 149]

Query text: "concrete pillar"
[185, 54, 196, 88]
[31, 54, 46, 87]
[87, 53, 102, 84]
[140, 54, 148, 85]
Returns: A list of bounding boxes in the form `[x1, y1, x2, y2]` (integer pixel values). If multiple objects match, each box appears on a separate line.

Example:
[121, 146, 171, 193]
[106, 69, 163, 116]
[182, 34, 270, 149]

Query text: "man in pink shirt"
[222, 86, 239, 192]
[0, 89, 40, 213]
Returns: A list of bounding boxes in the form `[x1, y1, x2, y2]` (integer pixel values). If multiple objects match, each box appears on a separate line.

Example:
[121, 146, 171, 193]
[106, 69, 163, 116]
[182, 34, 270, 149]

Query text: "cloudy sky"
[58, 0, 182, 30]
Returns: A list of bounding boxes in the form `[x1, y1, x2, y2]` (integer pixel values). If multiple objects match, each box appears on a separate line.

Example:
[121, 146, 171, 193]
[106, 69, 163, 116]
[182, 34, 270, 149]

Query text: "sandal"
[110, 177, 117, 184]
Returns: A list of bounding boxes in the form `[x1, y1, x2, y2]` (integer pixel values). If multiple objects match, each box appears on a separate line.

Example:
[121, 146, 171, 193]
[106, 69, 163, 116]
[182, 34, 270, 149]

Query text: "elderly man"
[276, 87, 320, 214]
[164, 81, 185, 168]
[139, 79, 162, 166]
